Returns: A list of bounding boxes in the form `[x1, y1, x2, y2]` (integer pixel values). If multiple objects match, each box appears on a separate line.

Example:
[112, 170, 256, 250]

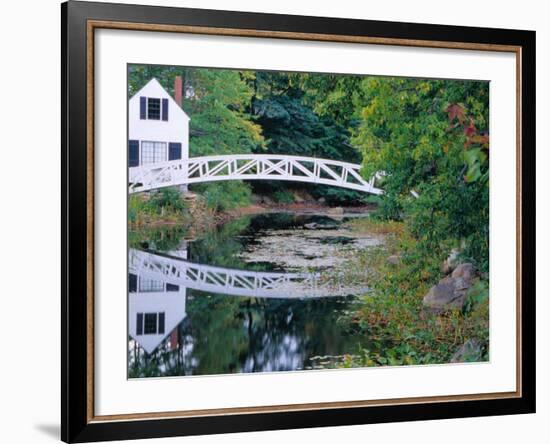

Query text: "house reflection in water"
[128, 273, 187, 355]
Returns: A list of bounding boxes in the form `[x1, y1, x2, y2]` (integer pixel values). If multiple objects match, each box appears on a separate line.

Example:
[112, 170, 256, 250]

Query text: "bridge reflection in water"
[128, 247, 362, 355]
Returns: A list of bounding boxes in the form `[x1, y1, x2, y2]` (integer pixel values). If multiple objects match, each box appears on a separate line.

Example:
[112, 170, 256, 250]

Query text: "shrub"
[148, 187, 187, 212]
[272, 190, 295, 204]
[196, 181, 252, 211]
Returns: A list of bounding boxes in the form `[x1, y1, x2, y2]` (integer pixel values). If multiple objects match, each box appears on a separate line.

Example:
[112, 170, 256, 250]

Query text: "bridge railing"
[129, 154, 384, 195]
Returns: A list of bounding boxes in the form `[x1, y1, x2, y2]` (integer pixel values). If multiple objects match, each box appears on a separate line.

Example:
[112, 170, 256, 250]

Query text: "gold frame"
[85, 20, 523, 424]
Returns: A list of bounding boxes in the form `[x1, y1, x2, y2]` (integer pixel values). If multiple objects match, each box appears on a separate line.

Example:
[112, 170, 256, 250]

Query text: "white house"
[128, 78, 190, 174]
[128, 272, 188, 355]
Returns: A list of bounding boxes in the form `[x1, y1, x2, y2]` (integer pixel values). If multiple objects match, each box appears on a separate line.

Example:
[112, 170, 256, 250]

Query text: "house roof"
[130, 77, 190, 120]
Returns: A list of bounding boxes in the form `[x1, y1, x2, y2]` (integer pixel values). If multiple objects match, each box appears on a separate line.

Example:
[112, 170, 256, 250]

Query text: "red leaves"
[445, 103, 466, 124]
[444, 104, 490, 184]
[446, 104, 489, 150]
[463, 118, 489, 149]
[470, 134, 489, 146]
[464, 118, 476, 138]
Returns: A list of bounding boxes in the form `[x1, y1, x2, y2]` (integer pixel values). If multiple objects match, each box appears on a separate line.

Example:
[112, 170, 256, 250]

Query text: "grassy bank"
[129, 187, 220, 245]
[334, 218, 489, 367]
[129, 185, 374, 232]
[129, 182, 256, 228]
[130, 188, 193, 226]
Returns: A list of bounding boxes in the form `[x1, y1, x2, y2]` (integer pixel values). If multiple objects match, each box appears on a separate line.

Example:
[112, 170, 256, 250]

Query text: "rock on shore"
[451, 339, 483, 363]
[422, 263, 476, 312]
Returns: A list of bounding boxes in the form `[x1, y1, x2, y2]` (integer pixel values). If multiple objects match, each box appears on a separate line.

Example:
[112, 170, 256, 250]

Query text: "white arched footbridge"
[130, 249, 363, 299]
[129, 154, 383, 195]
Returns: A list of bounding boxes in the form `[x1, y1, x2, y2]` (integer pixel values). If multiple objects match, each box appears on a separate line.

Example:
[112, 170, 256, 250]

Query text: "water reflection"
[128, 212, 373, 377]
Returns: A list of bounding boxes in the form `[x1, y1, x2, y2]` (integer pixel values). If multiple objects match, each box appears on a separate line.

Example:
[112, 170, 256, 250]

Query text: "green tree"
[300, 74, 490, 270]
[248, 72, 366, 204]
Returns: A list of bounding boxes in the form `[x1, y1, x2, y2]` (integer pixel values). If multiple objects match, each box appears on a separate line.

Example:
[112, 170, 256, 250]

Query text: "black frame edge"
[61, 1, 536, 442]
[61, 1, 68, 442]
[63, 1, 91, 442]
[520, 30, 536, 414]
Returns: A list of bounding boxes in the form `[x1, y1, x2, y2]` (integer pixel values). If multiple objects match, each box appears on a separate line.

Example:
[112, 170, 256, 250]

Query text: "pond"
[128, 211, 383, 377]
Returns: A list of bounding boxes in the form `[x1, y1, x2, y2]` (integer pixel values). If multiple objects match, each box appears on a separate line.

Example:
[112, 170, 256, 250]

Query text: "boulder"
[387, 255, 401, 265]
[451, 339, 483, 363]
[182, 191, 198, 201]
[423, 263, 476, 312]
[441, 248, 460, 274]
[250, 194, 262, 204]
[451, 262, 476, 283]
[261, 195, 274, 206]
[423, 277, 464, 310]
[327, 206, 344, 215]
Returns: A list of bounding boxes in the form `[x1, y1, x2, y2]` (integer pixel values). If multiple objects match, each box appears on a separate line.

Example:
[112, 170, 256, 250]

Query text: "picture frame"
[61, 1, 536, 442]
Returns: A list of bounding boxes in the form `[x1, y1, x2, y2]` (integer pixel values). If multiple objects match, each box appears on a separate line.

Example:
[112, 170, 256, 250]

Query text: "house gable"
[129, 289, 187, 355]
[128, 78, 190, 167]
[130, 78, 190, 122]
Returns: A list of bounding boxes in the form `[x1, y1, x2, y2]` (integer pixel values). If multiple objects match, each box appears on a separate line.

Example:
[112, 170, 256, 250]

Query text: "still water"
[128, 212, 380, 377]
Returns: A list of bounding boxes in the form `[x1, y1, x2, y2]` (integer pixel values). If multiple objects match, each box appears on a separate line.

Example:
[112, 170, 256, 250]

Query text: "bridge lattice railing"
[129, 154, 384, 195]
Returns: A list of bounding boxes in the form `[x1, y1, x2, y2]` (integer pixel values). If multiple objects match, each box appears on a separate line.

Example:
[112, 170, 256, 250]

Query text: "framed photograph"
[61, 1, 535, 442]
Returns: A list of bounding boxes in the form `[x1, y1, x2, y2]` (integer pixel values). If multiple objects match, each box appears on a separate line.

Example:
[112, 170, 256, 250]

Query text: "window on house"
[141, 141, 167, 165]
[136, 312, 166, 335]
[143, 313, 157, 334]
[138, 277, 164, 292]
[140, 97, 169, 121]
[147, 98, 161, 120]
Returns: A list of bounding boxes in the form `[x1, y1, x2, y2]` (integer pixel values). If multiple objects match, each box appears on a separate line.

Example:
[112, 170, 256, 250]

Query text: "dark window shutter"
[162, 98, 169, 121]
[168, 142, 182, 160]
[136, 313, 143, 335]
[128, 140, 139, 167]
[158, 313, 165, 335]
[139, 97, 146, 119]
[129, 273, 137, 293]
[166, 283, 179, 292]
